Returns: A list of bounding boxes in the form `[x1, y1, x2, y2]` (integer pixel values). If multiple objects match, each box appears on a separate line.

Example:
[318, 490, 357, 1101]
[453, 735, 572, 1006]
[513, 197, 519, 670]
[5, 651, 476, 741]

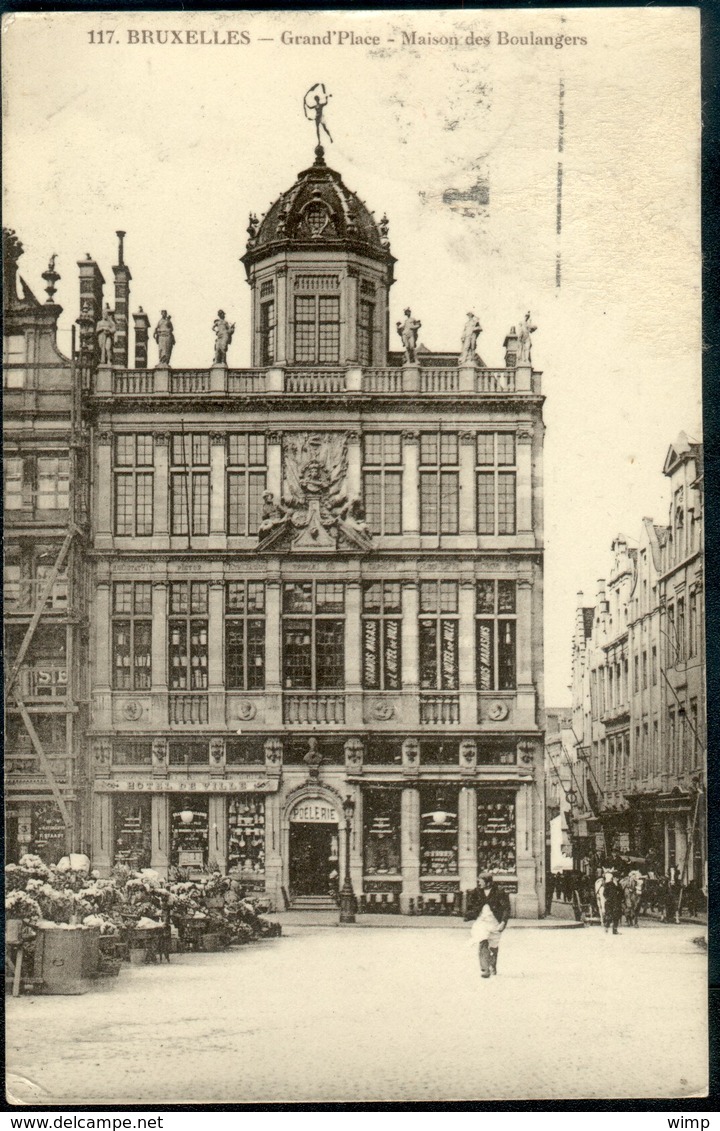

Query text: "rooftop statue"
[96, 303, 117, 365]
[397, 308, 422, 364]
[154, 310, 175, 365]
[517, 311, 537, 364]
[212, 309, 235, 365]
[304, 83, 333, 148]
[247, 213, 259, 241]
[460, 312, 483, 363]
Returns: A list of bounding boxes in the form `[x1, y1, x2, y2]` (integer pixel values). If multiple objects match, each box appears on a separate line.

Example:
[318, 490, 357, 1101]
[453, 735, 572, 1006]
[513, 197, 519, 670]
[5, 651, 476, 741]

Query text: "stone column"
[458, 785, 478, 899]
[96, 432, 112, 540]
[516, 429, 533, 535]
[400, 786, 420, 914]
[91, 792, 113, 876]
[459, 432, 476, 535]
[401, 581, 419, 727]
[150, 794, 170, 875]
[265, 580, 282, 727]
[345, 579, 362, 726]
[151, 581, 168, 727]
[267, 432, 283, 501]
[514, 782, 539, 917]
[264, 789, 283, 908]
[346, 431, 362, 500]
[344, 268, 359, 363]
[275, 266, 288, 365]
[402, 431, 419, 536]
[459, 580, 476, 727]
[153, 433, 170, 543]
[208, 581, 224, 727]
[350, 787, 363, 900]
[209, 795, 227, 874]
[210, 434, 226, 542]
[94, 582, 111, 690]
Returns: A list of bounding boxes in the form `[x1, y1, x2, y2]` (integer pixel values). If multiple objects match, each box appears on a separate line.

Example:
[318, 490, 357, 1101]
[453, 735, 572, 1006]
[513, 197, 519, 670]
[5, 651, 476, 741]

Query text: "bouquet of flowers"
[6, 890, 42, 925]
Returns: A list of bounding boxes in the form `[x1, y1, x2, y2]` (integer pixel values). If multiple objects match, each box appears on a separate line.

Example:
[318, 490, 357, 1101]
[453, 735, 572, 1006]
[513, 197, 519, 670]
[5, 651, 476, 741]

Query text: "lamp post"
[339, 793, 356, 923]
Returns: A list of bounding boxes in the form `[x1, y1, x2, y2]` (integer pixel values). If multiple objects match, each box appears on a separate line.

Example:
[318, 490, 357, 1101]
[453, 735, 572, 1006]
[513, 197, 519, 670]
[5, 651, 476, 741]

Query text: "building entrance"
[289, 822, 339, 896]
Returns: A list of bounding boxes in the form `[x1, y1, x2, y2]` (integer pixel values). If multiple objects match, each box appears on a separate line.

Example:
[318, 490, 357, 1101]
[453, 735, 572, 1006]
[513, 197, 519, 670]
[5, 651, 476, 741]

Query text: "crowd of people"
[546, 862, 706, 925]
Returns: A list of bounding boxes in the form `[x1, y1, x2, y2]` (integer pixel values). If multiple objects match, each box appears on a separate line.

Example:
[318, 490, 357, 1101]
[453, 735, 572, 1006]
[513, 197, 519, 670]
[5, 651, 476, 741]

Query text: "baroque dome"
[242, 147, 393, 271]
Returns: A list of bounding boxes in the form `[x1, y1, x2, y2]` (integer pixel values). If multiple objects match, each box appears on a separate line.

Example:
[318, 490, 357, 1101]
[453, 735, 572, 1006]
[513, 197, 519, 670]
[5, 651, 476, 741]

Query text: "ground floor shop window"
[113, 795, 152, 870]
[477, 791, 516, 876]
[226, 737, 265, 765]
[228, 795, 265, 878]
[170, 796, 209, 870]
[363, 789, 401, 875]
[420, 786, 458, 876]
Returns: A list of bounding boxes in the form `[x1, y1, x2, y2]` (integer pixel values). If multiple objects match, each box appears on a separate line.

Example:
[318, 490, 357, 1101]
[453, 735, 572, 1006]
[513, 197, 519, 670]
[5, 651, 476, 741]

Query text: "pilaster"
[401, 582, 419, 726]
[346, 431, 362, 503]
[275, 266, 288, 365]
[150, 795, 170, 874]
[514, 782, 540, 917]
[516, 429, 533, 536]
[96, 431, 112, 539]
[459, 580, 476, 725]
[459, 431, 476, 535]
[458, 785, 478, 894]
[209, 795, 228, 873]
[402, 431, 419, 536]
[267, 432, 283, 500]
[400, 786, 420, 913]
[92, 792, 113, 876]
[151, 581, 168, 726]
[344, 267, 359, 362]
[153, 432, 170, 542]
[345, 579, 362, 726]
[210, 434, 226, 544]
[94, 582, 111, 691]
[265, 581, 282, 692]
[208, 581, 225, 727]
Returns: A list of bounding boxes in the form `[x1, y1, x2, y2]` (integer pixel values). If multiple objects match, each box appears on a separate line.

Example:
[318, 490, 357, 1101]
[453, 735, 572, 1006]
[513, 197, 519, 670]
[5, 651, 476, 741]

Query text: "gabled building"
[3, 229, 89, 862]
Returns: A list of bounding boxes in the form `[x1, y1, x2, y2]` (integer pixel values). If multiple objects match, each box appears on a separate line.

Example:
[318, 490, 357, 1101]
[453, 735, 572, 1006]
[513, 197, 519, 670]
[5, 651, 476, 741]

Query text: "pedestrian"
[603, 870, 623, 935]
[664, 872, 681, 923]
[465, 872, 511, 979]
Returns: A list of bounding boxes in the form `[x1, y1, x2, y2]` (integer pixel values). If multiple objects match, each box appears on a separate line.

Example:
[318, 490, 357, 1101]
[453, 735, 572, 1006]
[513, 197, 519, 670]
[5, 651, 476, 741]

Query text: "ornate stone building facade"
[570, 435, 705, 885]
[7, 143, 546, 916]
[3, 230, 89, 862]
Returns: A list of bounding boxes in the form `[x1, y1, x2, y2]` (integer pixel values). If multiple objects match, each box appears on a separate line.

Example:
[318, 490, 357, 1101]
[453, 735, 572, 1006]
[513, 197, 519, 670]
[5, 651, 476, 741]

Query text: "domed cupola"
[241, 147, 395, 369]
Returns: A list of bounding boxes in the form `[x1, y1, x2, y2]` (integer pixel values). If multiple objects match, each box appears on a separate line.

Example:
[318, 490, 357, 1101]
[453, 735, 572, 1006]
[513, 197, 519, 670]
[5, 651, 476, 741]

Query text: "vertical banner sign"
[478, 622, 493, 691]
[441, 620, 458, 690]
[363, 619, 378, 689]
[385, 619, 399, 689]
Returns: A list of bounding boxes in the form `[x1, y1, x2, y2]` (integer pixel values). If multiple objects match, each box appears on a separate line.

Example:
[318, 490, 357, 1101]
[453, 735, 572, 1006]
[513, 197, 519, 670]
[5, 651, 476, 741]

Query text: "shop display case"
[113, 795, 151, 870]
[477, 791, 516, 876]
[228, 795, 265, 881]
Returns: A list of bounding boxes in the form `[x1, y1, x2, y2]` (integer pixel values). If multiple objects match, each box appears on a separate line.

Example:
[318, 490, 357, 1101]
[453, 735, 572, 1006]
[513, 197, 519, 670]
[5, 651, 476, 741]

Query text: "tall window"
[652, 645, 658, 686]
[676, 597, 686, 662]
[666, 604, 676, 666]
[476, 580, 517, 691]
[260, 299, 276, 366]
[419, 580, 459, 691]
[689, 699, 699, 762]
[4, 457, 24, 509]
[653, 720, 659, 774]
[689, 590, 699, 657]
[37, 455, 70, 510]
[357, 299, 374, 366]
[171, 434, 210, 536]
[225, 581, 265, 690]
[3, 333, 26, 387]
[112, 582, 152, 690]
[633, 655, 640, 694]
[668, 708, 676, 775]
[362, 582, 402, 690]
[642, 650, 648, 690]
[362, 434, 402, 535]
[642, 722, 649, 778]
[168, 582, 208, 691]
[114, 435, 154, 536]
[476, 433, 516, 535]
[419, 433, 459, 535]
[294, 295, 340, 363]
[227, 434, 266, 536]
[282, 582, 345, 690]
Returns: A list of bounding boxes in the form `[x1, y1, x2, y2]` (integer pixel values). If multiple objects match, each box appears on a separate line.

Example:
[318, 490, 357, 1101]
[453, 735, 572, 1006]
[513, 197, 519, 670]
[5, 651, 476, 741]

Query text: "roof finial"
[42, 253, 60, 303]
[304, 83, 333, 158]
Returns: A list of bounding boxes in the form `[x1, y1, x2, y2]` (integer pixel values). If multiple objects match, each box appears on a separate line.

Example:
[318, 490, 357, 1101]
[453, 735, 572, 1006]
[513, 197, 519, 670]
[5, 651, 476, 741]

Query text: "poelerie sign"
[290, 801, 338, 824]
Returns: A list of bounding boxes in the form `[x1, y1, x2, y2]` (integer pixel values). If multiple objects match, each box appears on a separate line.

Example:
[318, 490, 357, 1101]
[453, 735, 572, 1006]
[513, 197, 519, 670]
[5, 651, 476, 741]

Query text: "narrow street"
[7, 921, 706, 1105]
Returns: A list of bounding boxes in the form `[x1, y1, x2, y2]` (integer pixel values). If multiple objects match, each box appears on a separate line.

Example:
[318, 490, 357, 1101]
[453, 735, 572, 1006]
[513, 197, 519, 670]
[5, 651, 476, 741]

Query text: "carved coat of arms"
[257, 432, 372, 553]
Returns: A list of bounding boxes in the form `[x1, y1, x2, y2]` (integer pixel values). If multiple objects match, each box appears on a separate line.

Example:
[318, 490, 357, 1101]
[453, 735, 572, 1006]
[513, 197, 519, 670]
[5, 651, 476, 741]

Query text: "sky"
[2, 8, 701, 704]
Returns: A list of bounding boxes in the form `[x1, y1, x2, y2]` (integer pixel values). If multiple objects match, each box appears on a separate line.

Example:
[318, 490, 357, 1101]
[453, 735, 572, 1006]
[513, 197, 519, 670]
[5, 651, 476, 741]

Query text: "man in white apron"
[465, 872, 512, 978]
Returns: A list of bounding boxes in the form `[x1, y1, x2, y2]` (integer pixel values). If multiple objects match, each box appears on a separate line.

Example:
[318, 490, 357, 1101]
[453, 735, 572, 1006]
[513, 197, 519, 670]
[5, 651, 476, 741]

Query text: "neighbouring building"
[3, 229, 89, 862]
[544, 708, 575, 876]
[6, 138, 547, 916]
[569, 435, 705, 886]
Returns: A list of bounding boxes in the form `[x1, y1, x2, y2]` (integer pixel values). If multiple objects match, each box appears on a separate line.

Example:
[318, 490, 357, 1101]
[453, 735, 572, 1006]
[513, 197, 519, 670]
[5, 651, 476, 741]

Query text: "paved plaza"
[6, 922, 707, 1105]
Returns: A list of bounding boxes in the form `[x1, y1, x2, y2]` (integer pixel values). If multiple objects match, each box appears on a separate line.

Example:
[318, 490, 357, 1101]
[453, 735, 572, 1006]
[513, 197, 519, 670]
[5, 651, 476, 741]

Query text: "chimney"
[112, 231, 131, 367]
[503, 325, 518, 369]
[76, 254, 105, 368]
[133, 307, 151, 369]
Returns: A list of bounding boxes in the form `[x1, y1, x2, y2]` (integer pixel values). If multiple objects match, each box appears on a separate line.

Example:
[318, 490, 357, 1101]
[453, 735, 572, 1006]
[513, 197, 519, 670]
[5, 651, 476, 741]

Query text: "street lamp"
[339, 794, 356, 924]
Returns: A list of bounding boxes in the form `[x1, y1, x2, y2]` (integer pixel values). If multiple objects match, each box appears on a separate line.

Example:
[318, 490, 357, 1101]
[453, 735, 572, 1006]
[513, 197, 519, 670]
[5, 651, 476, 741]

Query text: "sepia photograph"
[2, 7, 706, 1106]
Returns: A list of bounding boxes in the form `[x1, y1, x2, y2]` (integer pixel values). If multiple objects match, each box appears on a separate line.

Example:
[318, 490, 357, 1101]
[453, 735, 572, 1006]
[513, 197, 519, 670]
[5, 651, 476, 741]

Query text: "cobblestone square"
[6, 922, 707, 1105]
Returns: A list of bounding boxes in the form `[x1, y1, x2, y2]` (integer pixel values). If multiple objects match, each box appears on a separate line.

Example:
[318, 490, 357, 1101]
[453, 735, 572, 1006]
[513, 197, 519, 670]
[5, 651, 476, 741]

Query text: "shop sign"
[95, 777, 279, 794]
[615, 832, 630, 853]
[290, 800, 339, 823]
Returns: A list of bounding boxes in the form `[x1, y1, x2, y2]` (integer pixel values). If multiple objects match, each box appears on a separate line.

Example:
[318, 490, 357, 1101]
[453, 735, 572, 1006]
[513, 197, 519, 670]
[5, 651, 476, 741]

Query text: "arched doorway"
[287, 796, 340, 899]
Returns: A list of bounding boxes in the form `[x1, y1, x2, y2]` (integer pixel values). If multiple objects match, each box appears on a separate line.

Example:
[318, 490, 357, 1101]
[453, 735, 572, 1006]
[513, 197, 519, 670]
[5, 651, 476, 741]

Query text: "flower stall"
[5, 855, 281, 995]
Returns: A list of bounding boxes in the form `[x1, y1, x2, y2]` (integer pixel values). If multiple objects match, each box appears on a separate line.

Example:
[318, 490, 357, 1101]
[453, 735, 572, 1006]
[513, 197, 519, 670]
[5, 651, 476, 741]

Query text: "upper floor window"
[676, 597, 686, 662]
[666, 603, 676, 666]
[171, 434, 210, 536]
[260, 299, 276, 367]
[4, 457, 24, 509]
[3, 334, 26, 387]
[362, 582, 402, 690]
[419, 432, 459, 535]
[227, 434, 266, 536]
[357, 299, 374, 367]
[168, 582, 208, 691]
[282, 581, 345, 690]
[477, 433, 516, 535]
[363, 433, 402, 535]
[294, 295, 340, 364]
[419, 580, 459, 691]
[112, 582, 152, 690]
[225, 581, 265, 690]
[689, 590, 699, 657]
[476, 580, 517, 691]
[37, 456, 70, 510]
[114, 434, 153, 536]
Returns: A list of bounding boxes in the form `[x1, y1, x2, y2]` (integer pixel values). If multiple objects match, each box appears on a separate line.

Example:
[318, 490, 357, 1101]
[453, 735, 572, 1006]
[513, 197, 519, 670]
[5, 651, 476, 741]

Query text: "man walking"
[603, 870, 624, 935]
[465, 872, 511, 978]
